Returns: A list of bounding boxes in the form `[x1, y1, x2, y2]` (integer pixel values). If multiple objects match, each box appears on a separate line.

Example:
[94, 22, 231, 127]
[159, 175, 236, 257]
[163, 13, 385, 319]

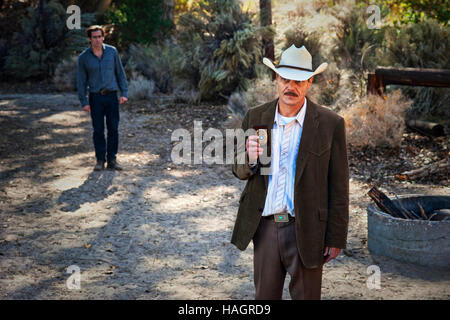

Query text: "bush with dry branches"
[340, 90, 412, 149]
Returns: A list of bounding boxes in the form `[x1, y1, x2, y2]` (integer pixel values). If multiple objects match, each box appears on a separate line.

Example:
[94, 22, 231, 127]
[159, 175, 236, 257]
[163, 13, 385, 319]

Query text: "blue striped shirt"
[262, 98, 306, 217]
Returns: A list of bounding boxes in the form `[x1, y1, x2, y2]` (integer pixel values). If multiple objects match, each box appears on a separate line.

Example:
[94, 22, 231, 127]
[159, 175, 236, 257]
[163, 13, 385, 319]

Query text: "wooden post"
[260, 0, 274, 80]
[367, 73, 384, 95]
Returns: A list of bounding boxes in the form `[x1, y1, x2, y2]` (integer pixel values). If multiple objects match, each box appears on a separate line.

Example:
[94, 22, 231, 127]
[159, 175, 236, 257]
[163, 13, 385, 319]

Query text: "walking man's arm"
[113, 48, 128, 104]
[77, 56, 90, 112]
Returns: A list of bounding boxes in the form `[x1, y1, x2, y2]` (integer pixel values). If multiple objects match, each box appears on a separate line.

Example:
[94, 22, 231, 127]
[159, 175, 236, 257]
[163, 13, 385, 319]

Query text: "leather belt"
[263, 213, 295, 223]
[92, 90, 117, 95]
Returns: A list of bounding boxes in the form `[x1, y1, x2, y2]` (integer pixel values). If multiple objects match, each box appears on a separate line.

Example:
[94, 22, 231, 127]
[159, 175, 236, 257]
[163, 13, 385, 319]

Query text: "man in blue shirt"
[77, 25, 128, 171]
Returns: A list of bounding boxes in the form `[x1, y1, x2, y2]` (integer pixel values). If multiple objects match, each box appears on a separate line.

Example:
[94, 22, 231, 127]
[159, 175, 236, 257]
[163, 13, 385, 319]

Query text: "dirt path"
[0, 93, 448, 299]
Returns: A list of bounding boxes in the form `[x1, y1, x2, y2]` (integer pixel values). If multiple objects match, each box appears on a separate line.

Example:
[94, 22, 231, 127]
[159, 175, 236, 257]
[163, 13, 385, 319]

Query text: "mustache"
[284, 91, 298, 97]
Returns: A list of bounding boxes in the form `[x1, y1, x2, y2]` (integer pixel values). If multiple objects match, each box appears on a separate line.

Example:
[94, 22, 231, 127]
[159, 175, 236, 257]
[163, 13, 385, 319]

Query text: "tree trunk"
[260, 0, 274, 62]
[375, 67, 450, 88]
[367, 67, 450, 95]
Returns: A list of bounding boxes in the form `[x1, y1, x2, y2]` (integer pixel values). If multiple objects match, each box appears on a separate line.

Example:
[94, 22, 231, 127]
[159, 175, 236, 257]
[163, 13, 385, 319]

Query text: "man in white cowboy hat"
[231, 45, 349, 299]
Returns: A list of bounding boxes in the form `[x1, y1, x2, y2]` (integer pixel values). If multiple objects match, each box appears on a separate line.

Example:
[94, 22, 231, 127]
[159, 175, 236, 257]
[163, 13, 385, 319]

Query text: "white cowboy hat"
[263, 44, 328, 81]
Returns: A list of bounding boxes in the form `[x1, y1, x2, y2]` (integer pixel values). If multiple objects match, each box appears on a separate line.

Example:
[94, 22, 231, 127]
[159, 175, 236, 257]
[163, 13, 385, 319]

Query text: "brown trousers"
[252, 217, 323, 300]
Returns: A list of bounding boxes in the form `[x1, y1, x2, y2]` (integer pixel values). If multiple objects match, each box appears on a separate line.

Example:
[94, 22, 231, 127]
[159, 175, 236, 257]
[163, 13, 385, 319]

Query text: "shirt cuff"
[80, 99, 88, 107]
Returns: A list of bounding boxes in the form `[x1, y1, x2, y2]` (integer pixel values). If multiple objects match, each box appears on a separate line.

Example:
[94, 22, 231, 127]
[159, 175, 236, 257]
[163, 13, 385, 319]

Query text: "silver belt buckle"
[274, 212, 289, 223]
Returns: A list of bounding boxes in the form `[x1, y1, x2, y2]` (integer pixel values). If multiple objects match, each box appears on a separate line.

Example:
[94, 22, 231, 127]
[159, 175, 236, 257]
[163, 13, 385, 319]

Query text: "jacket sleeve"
[325, 117, 349, 249]
[232, 111, 258, 180]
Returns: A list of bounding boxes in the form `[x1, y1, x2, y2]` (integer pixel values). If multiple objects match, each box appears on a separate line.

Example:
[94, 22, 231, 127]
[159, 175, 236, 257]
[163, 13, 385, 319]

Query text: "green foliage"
[384, 18, 450, 120]
[0, 1, 32, 77]
[385, 18, 449, 69]
[175, 0, 191, 16]
[104, 0, 172, 47]
[59, 0, 107, 13]
[331, 2, 387, 70]
[176, 0, 273, 100]
[4, 0, 95, 80]
[126, 40, 184, 93]
[383, 0, 450, 25]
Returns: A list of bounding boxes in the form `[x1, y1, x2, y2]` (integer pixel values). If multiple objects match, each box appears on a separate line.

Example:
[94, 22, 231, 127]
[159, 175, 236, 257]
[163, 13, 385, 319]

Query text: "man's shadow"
[57, 170, 117, 212]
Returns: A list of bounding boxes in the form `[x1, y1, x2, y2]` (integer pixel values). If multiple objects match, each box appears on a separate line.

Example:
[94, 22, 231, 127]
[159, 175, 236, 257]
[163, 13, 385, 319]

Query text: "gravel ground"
[0, 93, 449, 300]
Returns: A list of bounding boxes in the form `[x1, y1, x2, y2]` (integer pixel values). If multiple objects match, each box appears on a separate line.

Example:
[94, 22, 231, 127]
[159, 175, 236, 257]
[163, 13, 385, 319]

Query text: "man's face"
[89, 30, 104, 48]
[276, 74, 313, 107]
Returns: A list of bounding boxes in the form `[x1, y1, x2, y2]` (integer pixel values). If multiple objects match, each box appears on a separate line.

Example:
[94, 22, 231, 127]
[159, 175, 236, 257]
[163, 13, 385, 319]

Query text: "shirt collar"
[88, 43, 106, 54]
[274, 97, 307, 127]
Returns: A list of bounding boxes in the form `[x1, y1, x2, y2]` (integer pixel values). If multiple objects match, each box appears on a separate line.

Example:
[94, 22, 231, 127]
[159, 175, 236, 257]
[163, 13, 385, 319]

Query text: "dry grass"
[128, 72, 155, 100]
[340, 90, 412, 149]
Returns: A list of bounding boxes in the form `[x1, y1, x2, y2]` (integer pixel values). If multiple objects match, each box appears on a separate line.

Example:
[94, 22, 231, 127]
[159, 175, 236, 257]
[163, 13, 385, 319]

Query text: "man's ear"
[307, 77, 314, 89]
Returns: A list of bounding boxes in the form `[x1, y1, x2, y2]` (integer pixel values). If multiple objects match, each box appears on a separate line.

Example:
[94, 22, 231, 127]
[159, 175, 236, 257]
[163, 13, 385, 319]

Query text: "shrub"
[383, 0, 450, 25]
[4, 0, 95, 80]
[401, 87, 450, 125]
[127, 72, 155, 100]
[53, 56, 78, 91]
[384, 18, 450, 121]
[172, 80, 201, 104]
[125, 40, 201, 102]
[126, 41, 183, 93]
[0, 1, 31, 79]
[329, 1, 387, 71]
[176, 0, 273, 100]
[385, 18, 449, 70]
[340, 90, 411, 149]
[104, 0, 172, 47]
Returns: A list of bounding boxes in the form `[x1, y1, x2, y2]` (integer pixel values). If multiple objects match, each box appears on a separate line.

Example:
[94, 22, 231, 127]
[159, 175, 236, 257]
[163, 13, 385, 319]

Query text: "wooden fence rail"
[367, 67, 450, 95]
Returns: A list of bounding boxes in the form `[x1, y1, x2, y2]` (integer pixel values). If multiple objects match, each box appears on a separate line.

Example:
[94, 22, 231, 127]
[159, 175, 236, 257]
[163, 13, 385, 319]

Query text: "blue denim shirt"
[77, 44, 128, 107]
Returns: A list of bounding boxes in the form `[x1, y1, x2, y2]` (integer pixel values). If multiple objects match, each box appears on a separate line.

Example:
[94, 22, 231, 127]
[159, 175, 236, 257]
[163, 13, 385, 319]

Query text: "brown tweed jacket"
[231, 98, 349, 268]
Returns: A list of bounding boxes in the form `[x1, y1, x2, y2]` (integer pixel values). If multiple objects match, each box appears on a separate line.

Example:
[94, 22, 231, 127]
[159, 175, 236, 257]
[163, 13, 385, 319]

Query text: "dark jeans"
[89, 92, 119, 163]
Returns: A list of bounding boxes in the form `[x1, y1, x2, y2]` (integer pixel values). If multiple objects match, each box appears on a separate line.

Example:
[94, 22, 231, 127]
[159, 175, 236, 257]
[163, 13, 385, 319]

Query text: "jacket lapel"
[295, 98, 319, 186]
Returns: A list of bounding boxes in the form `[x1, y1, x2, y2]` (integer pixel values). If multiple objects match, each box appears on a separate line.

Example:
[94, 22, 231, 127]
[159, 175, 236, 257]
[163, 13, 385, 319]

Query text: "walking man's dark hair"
[86, 25, 105, 38]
